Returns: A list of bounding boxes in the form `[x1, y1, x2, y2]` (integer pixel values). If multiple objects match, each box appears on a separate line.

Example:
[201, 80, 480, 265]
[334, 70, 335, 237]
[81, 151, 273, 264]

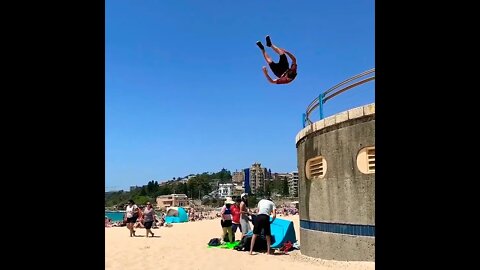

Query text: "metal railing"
[302, 68, 375, 127]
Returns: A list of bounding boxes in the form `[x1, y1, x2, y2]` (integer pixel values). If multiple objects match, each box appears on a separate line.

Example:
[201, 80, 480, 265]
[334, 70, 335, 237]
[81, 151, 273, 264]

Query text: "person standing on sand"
[249, 197, 276, 255]
[239, 193, 251, 238]
[125, 199, 139, 237]
[230, 197, 242, 237]
[142, 202, 156, 237]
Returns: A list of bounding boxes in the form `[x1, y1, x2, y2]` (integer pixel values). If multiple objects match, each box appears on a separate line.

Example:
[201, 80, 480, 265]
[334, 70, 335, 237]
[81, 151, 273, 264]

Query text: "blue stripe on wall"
[300, 220, 375, 237]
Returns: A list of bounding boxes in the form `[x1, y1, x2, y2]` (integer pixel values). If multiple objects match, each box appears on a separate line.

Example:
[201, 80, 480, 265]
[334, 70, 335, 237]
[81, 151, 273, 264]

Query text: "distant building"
[237, 163, 272, 195]
[218, 183, 235, 198]
[288, 171, 299, 197]
[233, 185, 243, 196]
[272, 173, 290, 181]
[244, 168, 250, 194]
[156, 194, 189, 210]
[232, 170, 244, 185]
[249, 162, 269, 195]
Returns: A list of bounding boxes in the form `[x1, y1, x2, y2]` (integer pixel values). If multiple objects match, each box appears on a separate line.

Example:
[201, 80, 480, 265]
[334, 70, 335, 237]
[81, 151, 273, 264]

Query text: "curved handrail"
[306, 68, 375, 113]
[303, 68, 375, 127]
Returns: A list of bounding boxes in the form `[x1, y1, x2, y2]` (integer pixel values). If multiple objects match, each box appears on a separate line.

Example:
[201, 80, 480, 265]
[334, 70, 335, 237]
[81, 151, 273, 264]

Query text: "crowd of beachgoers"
[105, 203, 298, 228]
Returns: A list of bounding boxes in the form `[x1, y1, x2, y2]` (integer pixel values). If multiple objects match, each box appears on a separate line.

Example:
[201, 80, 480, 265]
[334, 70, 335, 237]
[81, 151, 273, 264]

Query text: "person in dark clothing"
[256, 35, 297, 85]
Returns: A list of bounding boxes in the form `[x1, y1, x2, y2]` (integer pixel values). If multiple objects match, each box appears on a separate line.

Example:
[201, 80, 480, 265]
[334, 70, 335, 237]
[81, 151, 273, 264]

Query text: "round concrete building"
[296, 103, 375, 261]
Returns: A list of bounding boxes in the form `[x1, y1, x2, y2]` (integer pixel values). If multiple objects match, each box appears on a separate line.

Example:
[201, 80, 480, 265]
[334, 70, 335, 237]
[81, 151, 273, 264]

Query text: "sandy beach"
[106, 215, 374, 270]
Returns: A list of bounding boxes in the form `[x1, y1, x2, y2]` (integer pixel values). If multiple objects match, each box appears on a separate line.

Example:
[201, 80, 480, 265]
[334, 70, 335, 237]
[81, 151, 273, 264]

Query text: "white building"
[218, 183, 235, 198]
[288, 171, 299, 197]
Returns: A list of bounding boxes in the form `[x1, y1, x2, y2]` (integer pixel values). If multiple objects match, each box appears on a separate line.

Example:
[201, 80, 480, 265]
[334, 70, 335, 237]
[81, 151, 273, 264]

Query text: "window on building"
[305, 156, 327, 180]
[356, 146, 375, 174]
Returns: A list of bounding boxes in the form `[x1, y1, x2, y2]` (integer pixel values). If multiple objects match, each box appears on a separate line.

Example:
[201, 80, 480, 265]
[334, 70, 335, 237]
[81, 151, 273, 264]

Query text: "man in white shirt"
[249, 197, 276, 255]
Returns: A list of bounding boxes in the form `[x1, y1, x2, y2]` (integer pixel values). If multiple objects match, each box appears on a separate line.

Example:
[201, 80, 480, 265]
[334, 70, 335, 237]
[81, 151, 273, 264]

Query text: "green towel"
[208, 241, 240, 249]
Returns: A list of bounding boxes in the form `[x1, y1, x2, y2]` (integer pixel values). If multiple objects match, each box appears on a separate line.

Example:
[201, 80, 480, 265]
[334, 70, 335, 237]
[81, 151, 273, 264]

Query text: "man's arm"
[220, 206, 225, 221]
[262, 66, 276, 84]
[270, 206, 277, 224]
[240, 202, 249, 214]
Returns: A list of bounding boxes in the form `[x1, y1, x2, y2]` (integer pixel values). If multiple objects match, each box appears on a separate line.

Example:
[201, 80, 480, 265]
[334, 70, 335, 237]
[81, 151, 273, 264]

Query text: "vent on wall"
[357, 146, 375, 174]
[367, 148, 375, 172]
[306, 156, 327, 180]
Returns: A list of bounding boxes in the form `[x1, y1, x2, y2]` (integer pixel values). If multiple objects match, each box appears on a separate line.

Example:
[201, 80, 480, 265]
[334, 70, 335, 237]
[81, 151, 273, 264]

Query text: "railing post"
[302, 113, 306, 128]
[319, 93, 324, 119]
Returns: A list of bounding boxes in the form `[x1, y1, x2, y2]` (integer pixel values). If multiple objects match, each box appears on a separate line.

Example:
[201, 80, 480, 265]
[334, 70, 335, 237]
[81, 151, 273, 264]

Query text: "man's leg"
[271, 44, 286, 56]
[249, 234, 258, 255]
[266, 235, 272, 254]
[240, 218, 247, 238]
[257, 41, 274, 65]
[227, 226, 233, 242]
[266, 35, 286, 55]
[221, 227, 228, 242]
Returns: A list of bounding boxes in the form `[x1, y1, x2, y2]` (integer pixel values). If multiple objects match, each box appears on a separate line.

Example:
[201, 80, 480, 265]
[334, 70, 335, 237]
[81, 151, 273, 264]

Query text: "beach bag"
[208, 238, 221, 246]
[234, 235, 267, 252]
[234, 235, 250, 251]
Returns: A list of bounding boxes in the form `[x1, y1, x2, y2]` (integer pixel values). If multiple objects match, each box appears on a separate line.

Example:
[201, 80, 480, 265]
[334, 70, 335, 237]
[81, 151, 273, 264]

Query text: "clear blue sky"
[106, 0, 375, 191]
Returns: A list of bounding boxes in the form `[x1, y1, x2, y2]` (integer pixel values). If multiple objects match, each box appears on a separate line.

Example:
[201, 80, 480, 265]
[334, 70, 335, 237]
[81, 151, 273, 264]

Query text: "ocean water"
[105, 211, 125, 222]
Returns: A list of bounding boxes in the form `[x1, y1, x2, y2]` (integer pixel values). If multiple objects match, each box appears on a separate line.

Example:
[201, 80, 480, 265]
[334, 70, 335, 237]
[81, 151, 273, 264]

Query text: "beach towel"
[208, 240, 241, 249]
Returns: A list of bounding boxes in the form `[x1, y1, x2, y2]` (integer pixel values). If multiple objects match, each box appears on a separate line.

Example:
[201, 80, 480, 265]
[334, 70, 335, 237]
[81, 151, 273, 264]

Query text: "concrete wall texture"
[295, 103, 375, 261]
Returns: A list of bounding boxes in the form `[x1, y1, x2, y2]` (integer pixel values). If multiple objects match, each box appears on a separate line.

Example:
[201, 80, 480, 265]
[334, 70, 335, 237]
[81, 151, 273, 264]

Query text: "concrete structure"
[295, 103, 375, 261]
[288, 171, 299, 197]
[156, 194, 189, 210]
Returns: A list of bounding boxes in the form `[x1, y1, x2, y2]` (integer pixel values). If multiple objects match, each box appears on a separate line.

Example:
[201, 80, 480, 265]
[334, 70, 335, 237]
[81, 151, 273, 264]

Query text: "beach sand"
[105, 215, 374, 270]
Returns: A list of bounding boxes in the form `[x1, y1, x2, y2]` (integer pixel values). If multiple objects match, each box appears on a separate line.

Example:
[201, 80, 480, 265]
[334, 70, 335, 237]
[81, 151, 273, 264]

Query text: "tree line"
[105, 169, 232, 208]
[105, 168, 291, 209]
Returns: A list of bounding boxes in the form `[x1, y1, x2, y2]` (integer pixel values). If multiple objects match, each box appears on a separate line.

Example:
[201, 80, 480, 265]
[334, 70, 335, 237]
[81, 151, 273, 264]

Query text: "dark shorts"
[144, 221, 153, 229]
[269, 54, 289, 78]
[232, 223, 242, 233]
[126, 217, 137, 223]
[221, 220, 232, 228]
[252, 214, 271, 236]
